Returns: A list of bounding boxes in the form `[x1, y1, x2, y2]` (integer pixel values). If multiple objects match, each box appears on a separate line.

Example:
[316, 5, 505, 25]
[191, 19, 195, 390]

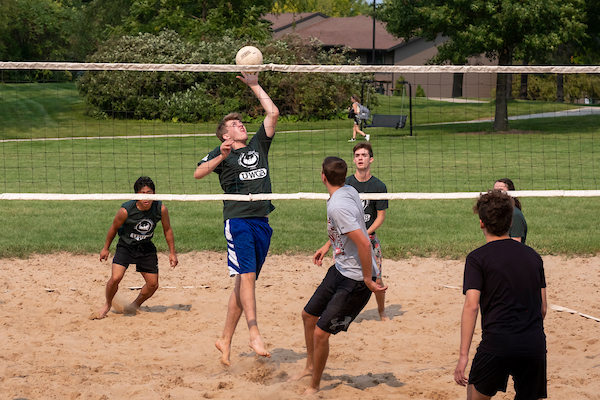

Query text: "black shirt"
[463, 239, 546, 357]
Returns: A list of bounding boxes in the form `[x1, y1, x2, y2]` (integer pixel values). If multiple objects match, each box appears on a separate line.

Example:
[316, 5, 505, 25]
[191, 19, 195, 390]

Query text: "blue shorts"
[304, 265, 373, 335]
[469, 351, 547, 399]
[224, 217, 272, 278]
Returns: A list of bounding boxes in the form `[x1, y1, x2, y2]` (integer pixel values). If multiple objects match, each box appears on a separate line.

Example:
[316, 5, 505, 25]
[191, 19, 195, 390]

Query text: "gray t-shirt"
[327, 185, 379, 281]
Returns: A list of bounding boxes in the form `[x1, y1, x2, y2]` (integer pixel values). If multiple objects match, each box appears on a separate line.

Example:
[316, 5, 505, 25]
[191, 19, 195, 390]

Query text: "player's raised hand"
[237, 71, 258, 86]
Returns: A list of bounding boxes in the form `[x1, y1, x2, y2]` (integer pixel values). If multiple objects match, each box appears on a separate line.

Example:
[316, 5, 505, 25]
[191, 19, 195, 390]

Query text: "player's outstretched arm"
[161, 205, 178, 268]
[100, 207, 128, 261]
[237, 72, 279, 138]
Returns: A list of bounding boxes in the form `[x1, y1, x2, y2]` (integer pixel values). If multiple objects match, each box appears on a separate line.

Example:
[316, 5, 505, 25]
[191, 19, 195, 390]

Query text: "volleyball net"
[1, 62, 600, 201]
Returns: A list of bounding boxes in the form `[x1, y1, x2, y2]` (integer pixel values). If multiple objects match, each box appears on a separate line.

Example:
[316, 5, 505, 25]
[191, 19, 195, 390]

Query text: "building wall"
[388, 37, 497, 99]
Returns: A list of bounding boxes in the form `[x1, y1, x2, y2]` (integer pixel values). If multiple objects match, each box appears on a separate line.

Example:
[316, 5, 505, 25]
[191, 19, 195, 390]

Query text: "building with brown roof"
[264, 13, 496, 99]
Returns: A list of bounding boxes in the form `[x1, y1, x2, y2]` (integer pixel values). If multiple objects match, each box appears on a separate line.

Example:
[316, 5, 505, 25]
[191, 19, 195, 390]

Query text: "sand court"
[1, 252, 599, 399]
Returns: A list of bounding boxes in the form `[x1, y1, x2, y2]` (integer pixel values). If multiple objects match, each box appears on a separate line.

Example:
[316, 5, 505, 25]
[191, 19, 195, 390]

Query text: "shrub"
[77, 30, 376, 122]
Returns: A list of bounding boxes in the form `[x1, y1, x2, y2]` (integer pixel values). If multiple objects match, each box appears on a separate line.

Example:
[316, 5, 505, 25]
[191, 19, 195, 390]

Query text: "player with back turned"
[454, 189, 547, 400]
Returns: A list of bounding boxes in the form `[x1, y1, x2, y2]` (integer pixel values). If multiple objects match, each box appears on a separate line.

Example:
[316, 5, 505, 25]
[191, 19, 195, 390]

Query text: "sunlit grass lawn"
[1, 83, 600, 258]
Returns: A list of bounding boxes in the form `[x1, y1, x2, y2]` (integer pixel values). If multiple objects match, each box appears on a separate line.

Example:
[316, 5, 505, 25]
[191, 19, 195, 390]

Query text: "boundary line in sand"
[441, 285, 600, 323]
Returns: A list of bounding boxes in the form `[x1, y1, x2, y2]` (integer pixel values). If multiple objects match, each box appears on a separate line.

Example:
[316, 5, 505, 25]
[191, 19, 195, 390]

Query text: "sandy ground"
[1, 252, 599, 400]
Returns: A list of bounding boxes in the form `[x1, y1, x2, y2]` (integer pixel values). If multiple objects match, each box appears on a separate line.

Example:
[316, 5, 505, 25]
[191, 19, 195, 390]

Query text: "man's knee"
[313, 326, 331, 344]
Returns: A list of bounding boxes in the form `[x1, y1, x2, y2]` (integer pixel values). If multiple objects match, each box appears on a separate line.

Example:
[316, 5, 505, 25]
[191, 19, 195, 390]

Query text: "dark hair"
[351, 94, 360, 103]
[134, 176, 155, 193]
[216, 112, 243, 142]
[353, 142, 373, 158]
[495, 178, 522, 210]
[473, 189, 514, 237]
[322, 156, 347, 187]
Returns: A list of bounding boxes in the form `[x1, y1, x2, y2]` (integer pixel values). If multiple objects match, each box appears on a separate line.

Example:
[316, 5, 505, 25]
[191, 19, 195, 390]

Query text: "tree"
[272, 0, 370, 17]
[77, 30, 372, 122]
[110, 0, 275, 41]
[380, 0, 587, 131]
[0, 0, 78, 61]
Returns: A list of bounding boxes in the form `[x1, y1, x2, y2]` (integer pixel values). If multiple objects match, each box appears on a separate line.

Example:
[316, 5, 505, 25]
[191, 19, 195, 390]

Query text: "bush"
[510, 73, 600, 103]
[416, 84, 426, 98]
[77, 30, 376, 122]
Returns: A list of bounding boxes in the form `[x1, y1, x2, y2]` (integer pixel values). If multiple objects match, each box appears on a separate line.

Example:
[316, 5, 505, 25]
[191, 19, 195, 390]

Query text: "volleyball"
[235, 46, 263, 66]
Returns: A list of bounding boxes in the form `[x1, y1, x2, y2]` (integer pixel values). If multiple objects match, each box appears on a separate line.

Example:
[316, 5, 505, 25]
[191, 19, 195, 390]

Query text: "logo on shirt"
[238, 150, 259, 169]
[131, 219, 155, 241]
[239, 168, 267, 181]
[136, 219, 154, 233]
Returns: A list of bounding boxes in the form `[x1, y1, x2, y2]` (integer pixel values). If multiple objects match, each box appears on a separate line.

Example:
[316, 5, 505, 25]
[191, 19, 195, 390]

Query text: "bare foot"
[287, 368, 312, 382]
[249, 336, 270, 358]
[379, 311, 390, 321]
[88, 310, 105, 320]
[89, 304, 111, 320]
[302, 386, 319, 396]
[215, 339, 231, 367]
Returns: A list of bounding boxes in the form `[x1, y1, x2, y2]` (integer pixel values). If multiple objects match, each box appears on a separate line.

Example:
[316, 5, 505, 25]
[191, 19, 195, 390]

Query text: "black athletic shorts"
[113, 241, 158, 274]
[469, 351, 547, 400]
[304, 265, 373, 335]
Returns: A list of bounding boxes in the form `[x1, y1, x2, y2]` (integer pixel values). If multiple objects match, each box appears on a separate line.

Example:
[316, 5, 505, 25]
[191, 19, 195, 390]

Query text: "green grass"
[2, 197, 599, 259]
[2, 82, 600, 258]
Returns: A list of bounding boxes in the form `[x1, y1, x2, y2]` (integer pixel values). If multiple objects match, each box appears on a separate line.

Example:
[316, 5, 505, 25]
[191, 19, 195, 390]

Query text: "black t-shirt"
[463, 239, 546, 358]
[345, 175, 388, 231]
[118, 200, 162, 247]
[199, 123, 275, 220]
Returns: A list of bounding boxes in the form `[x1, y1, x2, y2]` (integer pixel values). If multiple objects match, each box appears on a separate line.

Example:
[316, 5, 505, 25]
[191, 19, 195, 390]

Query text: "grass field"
[2, 82, 600, 258]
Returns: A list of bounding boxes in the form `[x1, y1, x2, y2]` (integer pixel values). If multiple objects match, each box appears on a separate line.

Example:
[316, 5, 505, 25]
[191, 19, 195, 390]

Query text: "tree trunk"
[493, 49, 512, 131]
[557, 73, 564, 103]
[506, 73, 513, 100]
[494, 73, 510, 131]
[520, 58, 529, 99]
[452, 73, 463, 98]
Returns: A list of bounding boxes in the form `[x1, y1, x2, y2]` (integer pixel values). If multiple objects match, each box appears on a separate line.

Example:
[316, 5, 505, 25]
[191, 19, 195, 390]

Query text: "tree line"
[1, 0, 598, 128]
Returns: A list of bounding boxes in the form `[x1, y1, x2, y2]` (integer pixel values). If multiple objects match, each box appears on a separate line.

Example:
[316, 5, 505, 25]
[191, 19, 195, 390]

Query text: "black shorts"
[469, 351, 547, 400]
[304, 265, 373, 335]
[113, 242, 158, 274]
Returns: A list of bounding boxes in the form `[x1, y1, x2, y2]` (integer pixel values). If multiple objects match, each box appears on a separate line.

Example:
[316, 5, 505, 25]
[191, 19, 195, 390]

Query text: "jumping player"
[454, 189, 547, 399]
[289, 156, 387, 395]
[194, 72, 279, 366]
[93, 176, 178, 319]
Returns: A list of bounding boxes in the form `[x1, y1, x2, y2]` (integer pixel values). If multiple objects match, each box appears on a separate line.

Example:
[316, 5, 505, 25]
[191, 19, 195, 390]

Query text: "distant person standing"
[493, 178, 527, 244]
[348, 95, 369, 142]
[454, 189, 547, 400]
